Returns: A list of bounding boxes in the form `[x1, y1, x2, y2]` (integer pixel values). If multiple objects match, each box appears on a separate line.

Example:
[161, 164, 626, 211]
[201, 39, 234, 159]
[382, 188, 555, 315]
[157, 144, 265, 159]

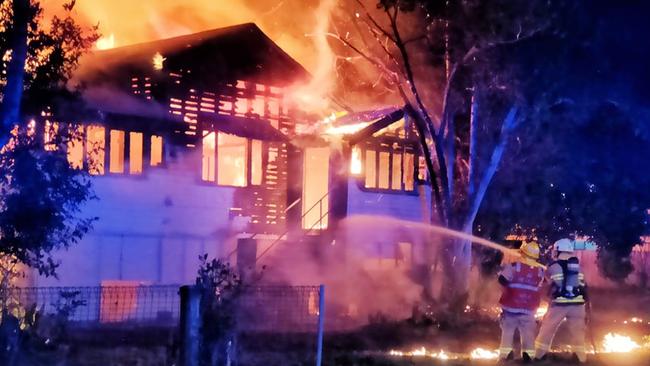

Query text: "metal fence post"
[316, 284, 325, 366]
[180, 285, 201, 366]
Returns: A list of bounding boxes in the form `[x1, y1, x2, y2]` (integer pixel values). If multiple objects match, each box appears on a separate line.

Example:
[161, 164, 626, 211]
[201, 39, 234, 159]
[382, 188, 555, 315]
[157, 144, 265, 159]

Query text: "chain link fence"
[2, 284, 322, 330]
[3, 285, 180, 327]
[237, 285, 321, 333]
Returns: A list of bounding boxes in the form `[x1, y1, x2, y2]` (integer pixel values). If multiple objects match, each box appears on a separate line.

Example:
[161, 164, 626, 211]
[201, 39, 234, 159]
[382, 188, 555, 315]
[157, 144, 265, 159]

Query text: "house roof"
[344, 108, 406, 145]
[76, 23, 310, 89]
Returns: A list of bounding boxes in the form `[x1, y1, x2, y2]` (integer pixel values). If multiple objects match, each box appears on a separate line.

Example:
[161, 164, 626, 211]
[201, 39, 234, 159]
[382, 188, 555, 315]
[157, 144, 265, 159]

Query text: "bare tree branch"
[354, 0, 396, 43]
[325, 33, 400, 85]
[383, 4, 452, 218]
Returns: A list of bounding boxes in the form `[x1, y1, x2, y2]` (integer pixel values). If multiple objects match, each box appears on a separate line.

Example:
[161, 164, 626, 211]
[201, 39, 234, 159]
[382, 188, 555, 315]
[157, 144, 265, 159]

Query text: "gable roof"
[76, 23, 310, 88]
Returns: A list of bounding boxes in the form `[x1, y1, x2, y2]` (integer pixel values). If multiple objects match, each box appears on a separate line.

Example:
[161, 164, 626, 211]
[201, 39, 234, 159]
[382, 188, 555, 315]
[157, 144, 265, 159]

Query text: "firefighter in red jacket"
[498, 241, 545, 362]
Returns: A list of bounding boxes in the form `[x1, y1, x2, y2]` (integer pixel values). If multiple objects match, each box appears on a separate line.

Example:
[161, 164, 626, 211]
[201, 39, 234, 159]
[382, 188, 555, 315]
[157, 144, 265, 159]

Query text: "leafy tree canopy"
[0, 0, 99, 116]
[0, 0, 98, 278]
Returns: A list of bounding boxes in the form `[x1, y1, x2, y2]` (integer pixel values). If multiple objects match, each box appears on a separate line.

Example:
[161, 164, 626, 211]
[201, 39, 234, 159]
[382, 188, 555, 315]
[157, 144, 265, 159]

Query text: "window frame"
[356, 140, 420, 195]
[199, 129, 265, 188]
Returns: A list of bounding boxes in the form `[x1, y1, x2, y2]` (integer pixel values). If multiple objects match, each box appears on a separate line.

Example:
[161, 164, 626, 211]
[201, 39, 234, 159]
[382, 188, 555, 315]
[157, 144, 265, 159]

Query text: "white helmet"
[553, 238, 574, 253]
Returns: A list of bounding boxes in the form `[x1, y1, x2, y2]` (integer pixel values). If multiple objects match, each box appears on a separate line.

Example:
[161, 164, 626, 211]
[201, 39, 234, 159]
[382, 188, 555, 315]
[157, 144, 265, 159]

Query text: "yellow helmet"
[520, 241, 540, 260]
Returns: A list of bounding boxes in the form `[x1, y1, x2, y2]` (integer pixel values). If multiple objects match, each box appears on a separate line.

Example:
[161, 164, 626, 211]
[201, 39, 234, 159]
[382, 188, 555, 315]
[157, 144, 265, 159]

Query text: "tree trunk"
[0, 0, 30, 145]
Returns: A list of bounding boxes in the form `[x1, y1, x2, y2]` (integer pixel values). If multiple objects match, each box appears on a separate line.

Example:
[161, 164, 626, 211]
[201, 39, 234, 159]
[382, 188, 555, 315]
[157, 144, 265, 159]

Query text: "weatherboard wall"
[34, 159, 237, 287]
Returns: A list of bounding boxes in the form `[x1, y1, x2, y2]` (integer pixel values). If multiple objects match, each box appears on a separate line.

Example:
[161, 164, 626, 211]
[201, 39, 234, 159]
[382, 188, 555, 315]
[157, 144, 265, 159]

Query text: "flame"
[535, 303, 549, 319]
[350, 146, 362, 175]
[470, 348, 499, 360]
[387, 347, 455, 360]
[325, 122, 370, 136]
[152, 52, 166, 70]
[602, 333, 641, 353]
[96, 33, 115, 50]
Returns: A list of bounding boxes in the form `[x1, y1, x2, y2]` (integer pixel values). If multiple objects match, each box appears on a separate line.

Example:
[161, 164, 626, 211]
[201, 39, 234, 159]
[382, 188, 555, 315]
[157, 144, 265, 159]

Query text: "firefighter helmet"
[520, 241, 540, 260]
[553, 238, 575, 253]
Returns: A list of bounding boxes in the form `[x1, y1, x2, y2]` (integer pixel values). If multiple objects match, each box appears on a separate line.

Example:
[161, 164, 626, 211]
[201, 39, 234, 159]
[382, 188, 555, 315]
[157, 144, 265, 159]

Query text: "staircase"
[254, 190, 331, 262]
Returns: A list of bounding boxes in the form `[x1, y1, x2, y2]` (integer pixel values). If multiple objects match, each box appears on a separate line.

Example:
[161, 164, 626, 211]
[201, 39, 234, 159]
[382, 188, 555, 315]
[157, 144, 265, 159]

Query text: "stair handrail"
[223, 189, 332, 261]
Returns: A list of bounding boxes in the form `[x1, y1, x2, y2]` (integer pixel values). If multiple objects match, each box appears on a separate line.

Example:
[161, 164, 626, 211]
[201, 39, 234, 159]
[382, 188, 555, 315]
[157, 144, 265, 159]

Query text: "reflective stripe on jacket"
[499, 261, 544, 314]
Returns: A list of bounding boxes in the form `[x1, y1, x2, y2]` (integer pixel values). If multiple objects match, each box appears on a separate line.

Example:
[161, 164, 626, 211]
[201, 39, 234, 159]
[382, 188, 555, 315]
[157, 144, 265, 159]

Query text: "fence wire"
[237, 285, 321, 333]
[2, 285, 322, 333]
[3, 285, 180, 327]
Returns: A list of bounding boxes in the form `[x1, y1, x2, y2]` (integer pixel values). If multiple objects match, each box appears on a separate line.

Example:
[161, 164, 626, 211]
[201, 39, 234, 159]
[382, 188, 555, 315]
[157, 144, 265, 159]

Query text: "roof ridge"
[96, 23, 261, 54]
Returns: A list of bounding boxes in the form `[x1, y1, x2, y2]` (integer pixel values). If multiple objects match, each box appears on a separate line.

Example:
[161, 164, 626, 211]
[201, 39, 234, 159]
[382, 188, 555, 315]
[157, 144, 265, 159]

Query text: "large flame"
[388, 347, 499, 360]
[95, 33, 115, 50]
[470, 348, 499, 360]
[602, 333, 641, 353]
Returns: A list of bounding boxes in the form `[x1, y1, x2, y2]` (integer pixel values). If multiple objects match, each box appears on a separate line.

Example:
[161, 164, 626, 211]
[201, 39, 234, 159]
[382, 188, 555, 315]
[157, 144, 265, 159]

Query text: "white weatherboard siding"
[346, 179, 429, 222]
[35, 163, 236, 287]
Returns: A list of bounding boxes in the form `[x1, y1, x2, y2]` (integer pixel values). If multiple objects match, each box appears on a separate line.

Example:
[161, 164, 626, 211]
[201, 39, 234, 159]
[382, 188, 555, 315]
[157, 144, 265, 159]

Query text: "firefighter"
[497, 240, 545, 362]
[534, 238, 588, 363]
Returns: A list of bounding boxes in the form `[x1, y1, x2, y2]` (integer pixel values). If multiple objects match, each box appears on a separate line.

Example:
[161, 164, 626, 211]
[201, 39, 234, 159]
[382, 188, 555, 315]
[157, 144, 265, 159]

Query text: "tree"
[328, 0, 561, 303]
[0, 0, 98, 283]
[476, 1, 650, 282]
[0, 0, 99, 144]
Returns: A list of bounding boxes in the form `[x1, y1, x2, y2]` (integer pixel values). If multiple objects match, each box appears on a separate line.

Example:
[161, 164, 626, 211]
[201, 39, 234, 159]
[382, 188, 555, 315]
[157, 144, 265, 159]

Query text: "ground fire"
[0, 1, 649, 365]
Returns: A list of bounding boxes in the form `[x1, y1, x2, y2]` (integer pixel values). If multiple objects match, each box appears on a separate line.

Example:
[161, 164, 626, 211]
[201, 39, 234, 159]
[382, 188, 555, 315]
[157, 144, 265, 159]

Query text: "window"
[364, 150, 376, 188]
[378, 152, 390, 189]
[392, 152, 402, 190]
[150, 135, 163, 166]
[362, 147, 416, 192]
[404, 153, 415, 191]
[217, 132, 247, 187]
[109, 130, 125, 173]
[86, 125, 105, 175]
[201, 131, 263, 187]
[251, 139, 263, 185]
[129, 132, 143, 174]
[202, 131, 216, 182]
[67, 125, 84, 169]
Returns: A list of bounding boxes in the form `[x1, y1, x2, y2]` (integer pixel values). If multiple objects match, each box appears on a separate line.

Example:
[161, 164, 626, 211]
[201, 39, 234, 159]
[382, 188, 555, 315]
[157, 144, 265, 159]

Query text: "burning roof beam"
[345, 108, 405, 146]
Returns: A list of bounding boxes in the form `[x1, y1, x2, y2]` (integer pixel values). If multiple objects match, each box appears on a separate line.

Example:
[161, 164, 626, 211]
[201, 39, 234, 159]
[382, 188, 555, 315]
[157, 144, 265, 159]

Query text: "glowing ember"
[153, 52, 166, 70]
[434, 350, 450, 360]
[96, 33, 115, 50]
[388, 347, 452, 359]
[603, 333, 641, 353]
[470, 348, 499, 360]
[535, 303, 548, 319]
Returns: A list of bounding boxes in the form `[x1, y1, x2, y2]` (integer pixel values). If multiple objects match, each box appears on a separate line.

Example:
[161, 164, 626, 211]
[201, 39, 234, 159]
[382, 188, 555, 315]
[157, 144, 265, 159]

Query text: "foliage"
[0, 124, 96, 278]
[0, 0, 99, 114]
[0, 288, 86, 364]
[329, 0, 570, 301]
[475, 2, 650, 279]
[195, 254, 243, 366]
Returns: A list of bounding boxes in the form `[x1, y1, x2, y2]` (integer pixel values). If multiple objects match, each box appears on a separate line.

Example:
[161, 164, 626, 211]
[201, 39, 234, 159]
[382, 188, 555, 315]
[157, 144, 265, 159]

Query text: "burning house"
[32, 23, 431, 290]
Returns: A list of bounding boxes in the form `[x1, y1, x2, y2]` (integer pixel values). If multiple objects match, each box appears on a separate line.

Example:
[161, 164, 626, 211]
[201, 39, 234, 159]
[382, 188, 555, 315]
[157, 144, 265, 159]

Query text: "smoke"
[258, 214, 513, 326]
[284, 0, 337, 113]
